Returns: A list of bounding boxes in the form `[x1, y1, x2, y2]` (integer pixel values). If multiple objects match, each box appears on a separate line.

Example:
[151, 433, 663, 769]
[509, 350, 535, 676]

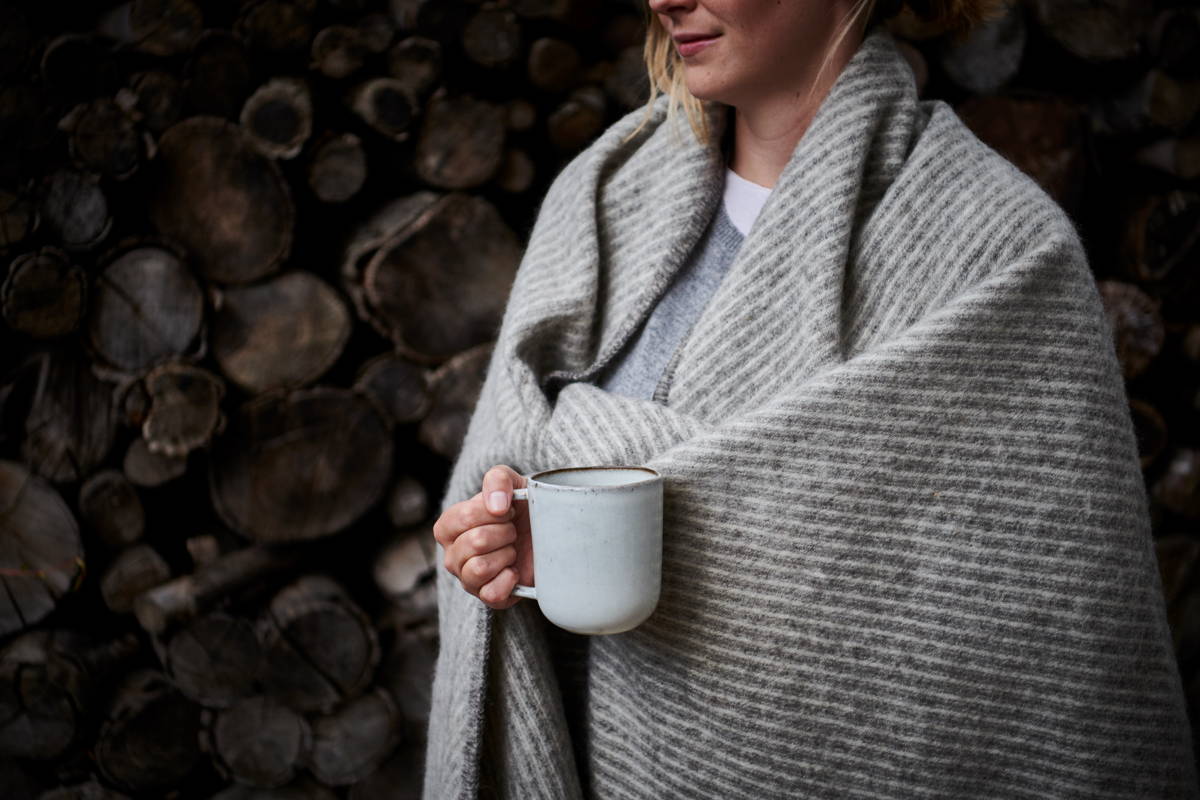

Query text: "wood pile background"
[0, 0, 1197, 796]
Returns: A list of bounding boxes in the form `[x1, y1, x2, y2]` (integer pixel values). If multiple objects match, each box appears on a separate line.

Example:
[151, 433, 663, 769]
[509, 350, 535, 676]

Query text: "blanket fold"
[424, 25, 1197, 800]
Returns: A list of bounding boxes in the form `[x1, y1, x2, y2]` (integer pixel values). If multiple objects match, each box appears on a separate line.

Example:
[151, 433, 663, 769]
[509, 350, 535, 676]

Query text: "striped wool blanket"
[424, 25, 1197, 800]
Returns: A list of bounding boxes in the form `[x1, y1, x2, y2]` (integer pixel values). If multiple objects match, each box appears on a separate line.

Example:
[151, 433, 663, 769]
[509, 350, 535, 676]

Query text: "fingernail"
[488, 491, 508, 513]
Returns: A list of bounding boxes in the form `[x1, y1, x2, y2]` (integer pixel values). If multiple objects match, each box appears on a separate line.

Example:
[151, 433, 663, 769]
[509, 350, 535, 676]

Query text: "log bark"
[1, 247, 86, 338]
[210, 270, 352, 395]
[307, 132, 367, 203]
[207, 387, 392, 542]
[129, 0, 204, 57]
[128, 70, 183, 133]
[307, 687, 398, 785]
[311, 25, 370, 79]
[234, 0, 314, 56]
[259, 574, 380, 714]
[78, 469, 144, 549]
[528, 37, 580, 93]
[133, 545, 305, 634]
[142, 362, 226, 458]
[386, 36, 442, 100]
[373, 527, 434, 600]
[95, 670, 203, 792]
[348, 77, 420, 143]
[418, 342, 492, 459]
[385, 476, 430, 529]
[204, 696, 311, 787]
[413, 91, 505, 188]
[462, 6, 521, 69]
[100, 543, 170, 614]
[1029, 0, 1151, 62]
[377, 627, 437, 739]
[240, 77, 313, 160]
[87, 241, 204, 373]
[346, 740, 424, 800]
[149, 116, 294, 284]
[547, 86, 605, 152]
[936, 1, 1024, 94]
[165, 613, 262, 708]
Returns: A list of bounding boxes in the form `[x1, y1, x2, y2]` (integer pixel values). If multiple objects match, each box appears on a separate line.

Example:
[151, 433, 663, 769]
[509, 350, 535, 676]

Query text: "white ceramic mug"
[509, 466, 663, 635]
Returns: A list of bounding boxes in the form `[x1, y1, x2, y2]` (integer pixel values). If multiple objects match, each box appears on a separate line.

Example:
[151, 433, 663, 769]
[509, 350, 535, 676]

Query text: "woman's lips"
[677, 36, 719, 58]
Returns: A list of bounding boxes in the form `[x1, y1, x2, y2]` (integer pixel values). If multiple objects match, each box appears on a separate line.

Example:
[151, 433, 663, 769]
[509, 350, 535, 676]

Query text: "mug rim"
[528, 465, 660, 490]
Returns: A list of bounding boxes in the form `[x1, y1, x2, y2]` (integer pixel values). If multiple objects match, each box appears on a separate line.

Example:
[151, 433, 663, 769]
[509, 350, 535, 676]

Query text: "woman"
[426, 1, 1197, 797]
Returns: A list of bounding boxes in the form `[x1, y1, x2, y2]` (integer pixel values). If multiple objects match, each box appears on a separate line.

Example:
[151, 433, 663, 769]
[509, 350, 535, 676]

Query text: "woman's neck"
[726, 29, 865, 189]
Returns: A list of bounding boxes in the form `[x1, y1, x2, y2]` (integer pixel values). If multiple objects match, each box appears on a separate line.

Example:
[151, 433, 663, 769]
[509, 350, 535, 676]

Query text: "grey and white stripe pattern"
[424, 25, 1198, 800]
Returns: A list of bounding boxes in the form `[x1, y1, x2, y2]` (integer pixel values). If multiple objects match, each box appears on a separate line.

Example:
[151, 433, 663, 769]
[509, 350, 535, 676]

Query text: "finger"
[434, 492, 514, 548]
[443, 521, 515, 579]
[479, 567, 521, 609]
[481, 465, 528, 516]
[460, 545, 517, 595]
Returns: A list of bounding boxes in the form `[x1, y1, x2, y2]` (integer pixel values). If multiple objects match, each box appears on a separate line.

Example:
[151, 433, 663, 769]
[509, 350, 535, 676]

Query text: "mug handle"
[509, 487, 536, 600]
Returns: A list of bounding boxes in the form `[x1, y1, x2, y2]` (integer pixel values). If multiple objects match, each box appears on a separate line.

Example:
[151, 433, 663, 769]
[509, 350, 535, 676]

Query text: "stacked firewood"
[0, 0, 1198, 795]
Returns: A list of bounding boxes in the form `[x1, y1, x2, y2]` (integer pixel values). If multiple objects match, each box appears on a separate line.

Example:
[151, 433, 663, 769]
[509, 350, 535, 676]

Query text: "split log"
[528, 37, 581, 93]
[87, 241, 204, 373]
[374, 527, 434, 600]
[18, 347, 118, 483]
[210, 271, 351, 395]
[496, 148, 535, 193]
[355, 13, 395, 54]
[59, 99, 142, 180]
[142, 362, 226, 458]
[78, 469, 145, 549]
[385, 476, 430, 529]
[547, 86, 606, 152]
[204, 696, 311, 787]
[100, 543, 170, 613]
[936, 1, 1024, 94]
[307, 132, 367, 203]
[1097, 280, 1165, 379]
[354, 352, 432, 425]
[208, 387, 392, 542]
[413, 91, 505, 188]
[1149, 7, 1200, 80]
[505, 98, 536, 131]
[37, 169, 111, 251]
[184, 31, 254, 120]
[462, 6, 521, 69]
[311, 25, 371, 79]
[149, 116, 294, 284]
[418, 342, 493, 459]
[123, 436, 188, 487]
[386, 36, 442, 100]
[129, 70, 184, 133]
[1135, 136, 1200, 180]
[377, 627, 437, 738]
[95, 670, 203, 793]
[164, 613, 262, 708]
[133, 545, 305, 634]
[259, 574, 380, 714]
[0, 630, 139, 760]
[240, 78, 313, 160]
[0, 188, 38, 251]
[1, 247, 86, 338]
[129, 0, 204, 56]
[1153, 449, 1200, 520]
[1029, 0, 1151, 63]
[39, 777, 130, 800]
[605, 46, 649, 110]
[211, 777, 337, 800]
[1129, 397, 1167, 470]
[1096, 70, 1200, 135]
[234, 0, 314, 56]
[348, 77, 420, 143]
[954, 93, 1085, 213]
[356, 194, 520, 361]
[1120, 191, 1200, 283]
[307, 688, 399, 786]
[347, 740, 424, 800]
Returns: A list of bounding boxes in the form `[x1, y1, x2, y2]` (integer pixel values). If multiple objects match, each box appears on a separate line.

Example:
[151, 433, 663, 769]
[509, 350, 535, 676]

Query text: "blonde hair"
[626, 0, 1012, 147]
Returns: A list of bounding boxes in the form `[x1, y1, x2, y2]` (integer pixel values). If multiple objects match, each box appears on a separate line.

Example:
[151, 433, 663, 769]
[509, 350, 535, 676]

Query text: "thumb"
[482, 464, 527, 515]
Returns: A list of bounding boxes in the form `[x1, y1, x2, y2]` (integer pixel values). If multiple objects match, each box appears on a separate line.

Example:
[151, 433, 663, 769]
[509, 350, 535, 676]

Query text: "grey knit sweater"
[425, 24, 1197, 800]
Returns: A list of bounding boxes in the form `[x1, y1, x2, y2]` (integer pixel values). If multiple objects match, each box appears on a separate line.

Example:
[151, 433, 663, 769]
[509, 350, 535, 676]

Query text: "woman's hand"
[433, 464, 532, 610]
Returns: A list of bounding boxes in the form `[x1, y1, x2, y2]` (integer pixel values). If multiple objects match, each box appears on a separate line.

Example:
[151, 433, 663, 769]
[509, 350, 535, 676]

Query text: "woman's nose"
[647, 0, 697, 15]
